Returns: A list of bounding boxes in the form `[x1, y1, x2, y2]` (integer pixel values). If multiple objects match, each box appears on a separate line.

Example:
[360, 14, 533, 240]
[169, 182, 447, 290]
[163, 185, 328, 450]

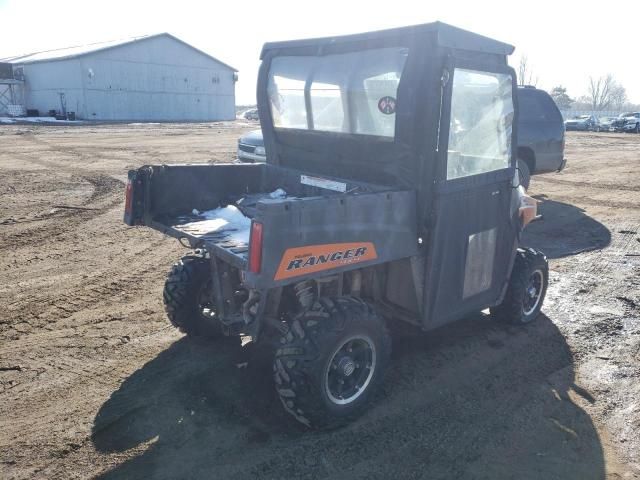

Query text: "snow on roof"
[1, 33, 237, 71]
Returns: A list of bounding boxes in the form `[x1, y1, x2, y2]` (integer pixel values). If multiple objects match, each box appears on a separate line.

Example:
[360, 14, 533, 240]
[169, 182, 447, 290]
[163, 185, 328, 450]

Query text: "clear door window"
[447, 69, 514, 180]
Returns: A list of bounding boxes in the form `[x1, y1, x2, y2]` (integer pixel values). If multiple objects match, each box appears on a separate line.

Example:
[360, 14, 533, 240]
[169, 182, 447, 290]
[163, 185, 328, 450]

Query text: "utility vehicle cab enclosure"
[124, 22, 548, 428]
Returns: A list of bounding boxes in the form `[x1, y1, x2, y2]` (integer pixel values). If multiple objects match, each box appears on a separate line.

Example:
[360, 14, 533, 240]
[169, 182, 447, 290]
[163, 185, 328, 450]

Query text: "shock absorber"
[294, 280, 315, 310]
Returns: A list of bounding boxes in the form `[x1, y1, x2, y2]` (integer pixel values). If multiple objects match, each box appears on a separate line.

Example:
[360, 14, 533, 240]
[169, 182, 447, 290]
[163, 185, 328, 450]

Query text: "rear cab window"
[267, 48, 409, 138]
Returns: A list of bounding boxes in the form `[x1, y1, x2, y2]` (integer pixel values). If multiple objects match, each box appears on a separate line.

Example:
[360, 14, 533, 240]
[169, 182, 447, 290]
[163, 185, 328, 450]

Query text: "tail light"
[124, 181, 134, 215]
[249, 221, 264, 274]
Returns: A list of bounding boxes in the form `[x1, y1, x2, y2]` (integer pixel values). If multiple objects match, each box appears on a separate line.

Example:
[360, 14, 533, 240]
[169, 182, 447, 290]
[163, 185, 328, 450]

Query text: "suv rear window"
[267, 48, 409, 138]
[517, 90, 561, 123]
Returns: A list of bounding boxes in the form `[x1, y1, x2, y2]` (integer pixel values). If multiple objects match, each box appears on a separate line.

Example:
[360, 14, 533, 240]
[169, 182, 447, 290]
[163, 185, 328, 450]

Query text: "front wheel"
[491, 248, 548, 324]
[273, 297, 391, 429]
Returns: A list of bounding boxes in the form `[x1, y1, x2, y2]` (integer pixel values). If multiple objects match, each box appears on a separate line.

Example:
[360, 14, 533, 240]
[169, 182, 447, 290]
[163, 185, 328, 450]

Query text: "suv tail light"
[124, 181, 134, 215]
[249, 221, 264, 274]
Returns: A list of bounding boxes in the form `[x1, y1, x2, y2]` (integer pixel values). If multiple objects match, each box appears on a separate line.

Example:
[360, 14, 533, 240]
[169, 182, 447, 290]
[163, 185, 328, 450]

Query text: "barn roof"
[2, 33, 237, 71]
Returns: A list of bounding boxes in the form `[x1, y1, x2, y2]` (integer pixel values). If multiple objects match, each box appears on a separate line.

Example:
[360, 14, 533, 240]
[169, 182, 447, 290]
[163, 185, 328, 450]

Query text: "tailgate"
[246, 190, 419, 288]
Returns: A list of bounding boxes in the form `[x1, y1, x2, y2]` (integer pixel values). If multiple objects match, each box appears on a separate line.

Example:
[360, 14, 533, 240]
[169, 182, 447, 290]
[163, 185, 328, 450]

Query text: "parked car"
[609, 113, 629, 132]
[237, 129, 266, 162]
[511, 86, 567, 189]
[596, 116, 617, 132]
[243, 109, 259, 121]
[621, 112, 640, 133]
[564, 114, 598, 131]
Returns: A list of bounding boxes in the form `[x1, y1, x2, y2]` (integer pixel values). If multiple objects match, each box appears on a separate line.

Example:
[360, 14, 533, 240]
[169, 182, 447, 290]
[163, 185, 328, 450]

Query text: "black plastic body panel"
[145, 163, 264, 219]
[246, 189, 419, 288]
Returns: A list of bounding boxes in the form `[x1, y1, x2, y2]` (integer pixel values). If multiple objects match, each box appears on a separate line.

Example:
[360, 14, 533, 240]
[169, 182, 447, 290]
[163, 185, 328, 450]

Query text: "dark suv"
[516, 86, 566, 189]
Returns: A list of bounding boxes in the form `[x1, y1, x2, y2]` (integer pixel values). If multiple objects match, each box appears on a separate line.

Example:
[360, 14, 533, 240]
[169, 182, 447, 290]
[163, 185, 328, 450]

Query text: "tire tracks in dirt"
[0, 148, 125, 249]
[536, 175, 640, 193]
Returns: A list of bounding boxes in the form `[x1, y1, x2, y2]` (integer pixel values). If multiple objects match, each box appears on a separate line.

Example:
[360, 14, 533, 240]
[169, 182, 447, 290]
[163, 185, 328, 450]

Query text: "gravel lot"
[1, 124, 639, 479]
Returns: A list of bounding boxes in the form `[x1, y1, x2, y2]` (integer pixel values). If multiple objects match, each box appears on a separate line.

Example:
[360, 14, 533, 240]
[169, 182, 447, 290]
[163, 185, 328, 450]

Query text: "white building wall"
[21, 59, 85, 116]
[79, 35, 235, 121]
[19, 35, 236, 121]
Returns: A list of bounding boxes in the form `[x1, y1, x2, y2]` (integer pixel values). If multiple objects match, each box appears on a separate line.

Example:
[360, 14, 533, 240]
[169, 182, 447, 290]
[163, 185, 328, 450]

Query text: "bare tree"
[588, 74, 626, 110]
[549, 86, 574, 110]
[609, 84, 628, 110]
[517, 55, 538, 87]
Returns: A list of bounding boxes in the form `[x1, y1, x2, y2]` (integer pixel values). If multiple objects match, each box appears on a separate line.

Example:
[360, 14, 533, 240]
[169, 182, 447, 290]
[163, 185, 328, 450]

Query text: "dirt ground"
[0, 123, 639, 480]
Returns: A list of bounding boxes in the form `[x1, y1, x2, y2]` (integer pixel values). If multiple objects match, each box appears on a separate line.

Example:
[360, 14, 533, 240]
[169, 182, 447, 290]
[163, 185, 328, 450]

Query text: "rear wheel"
[491, 248, 548, 324]
[517, 158, 531, 190]
[163, 254, 224, 338]
[273, 297, 391, 429]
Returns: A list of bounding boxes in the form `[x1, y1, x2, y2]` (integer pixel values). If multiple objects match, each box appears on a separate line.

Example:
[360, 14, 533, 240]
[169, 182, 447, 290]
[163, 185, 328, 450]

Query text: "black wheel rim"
[325, 335, 376, 405]
[523, 269, 544, 316]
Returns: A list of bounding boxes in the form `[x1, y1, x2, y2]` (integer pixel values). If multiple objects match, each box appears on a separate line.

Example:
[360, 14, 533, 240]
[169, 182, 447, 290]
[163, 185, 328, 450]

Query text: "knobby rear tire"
[163, 254, 224, 338]
[273, 296, 391, 429]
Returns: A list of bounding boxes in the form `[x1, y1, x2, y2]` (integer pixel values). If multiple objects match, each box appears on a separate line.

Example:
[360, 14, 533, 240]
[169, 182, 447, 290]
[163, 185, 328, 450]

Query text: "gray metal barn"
[2, 33, 237, 121]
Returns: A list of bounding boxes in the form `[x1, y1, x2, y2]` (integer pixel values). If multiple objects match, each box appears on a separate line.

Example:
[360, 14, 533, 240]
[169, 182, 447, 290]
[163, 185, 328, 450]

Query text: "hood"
[239, 129, 264, 146]
[566, 118, 588, 124]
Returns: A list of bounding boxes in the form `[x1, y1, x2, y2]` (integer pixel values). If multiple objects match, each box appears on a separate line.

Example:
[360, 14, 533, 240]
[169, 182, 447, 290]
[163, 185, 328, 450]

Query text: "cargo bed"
[127, 163, 420, 286]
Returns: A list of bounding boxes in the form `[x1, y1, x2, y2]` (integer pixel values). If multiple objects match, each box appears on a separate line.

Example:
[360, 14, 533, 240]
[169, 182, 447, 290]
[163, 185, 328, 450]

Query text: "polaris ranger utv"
[124, 22, 548, 428]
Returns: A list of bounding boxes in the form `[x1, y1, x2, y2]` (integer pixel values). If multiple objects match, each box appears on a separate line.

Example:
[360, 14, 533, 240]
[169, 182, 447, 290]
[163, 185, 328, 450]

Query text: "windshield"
[267, 48, 408, 138]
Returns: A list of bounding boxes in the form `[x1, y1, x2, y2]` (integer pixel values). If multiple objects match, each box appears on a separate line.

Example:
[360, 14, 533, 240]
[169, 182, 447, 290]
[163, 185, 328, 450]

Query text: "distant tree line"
[514, 54, 638, 112]
[549, 75, 636, 112]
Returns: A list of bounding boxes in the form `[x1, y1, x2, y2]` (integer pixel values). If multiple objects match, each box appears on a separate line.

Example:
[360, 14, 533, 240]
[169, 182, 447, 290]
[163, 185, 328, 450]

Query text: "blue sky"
[1, 0, 638, 104]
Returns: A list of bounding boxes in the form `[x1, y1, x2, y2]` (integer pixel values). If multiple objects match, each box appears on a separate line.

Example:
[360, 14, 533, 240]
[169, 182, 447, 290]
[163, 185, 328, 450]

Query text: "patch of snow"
[182, 205, 251, 244]
[269, 188, 287, 199]
[0, 116, 82, 124]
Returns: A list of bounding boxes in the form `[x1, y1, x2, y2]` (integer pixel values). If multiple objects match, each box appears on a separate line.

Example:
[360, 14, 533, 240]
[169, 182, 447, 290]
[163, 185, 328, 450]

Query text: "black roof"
[261, 21, 514, 59]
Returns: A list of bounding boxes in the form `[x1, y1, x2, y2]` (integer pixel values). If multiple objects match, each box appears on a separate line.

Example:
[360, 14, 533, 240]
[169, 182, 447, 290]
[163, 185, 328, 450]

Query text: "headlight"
[254, 146, 266, 155]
